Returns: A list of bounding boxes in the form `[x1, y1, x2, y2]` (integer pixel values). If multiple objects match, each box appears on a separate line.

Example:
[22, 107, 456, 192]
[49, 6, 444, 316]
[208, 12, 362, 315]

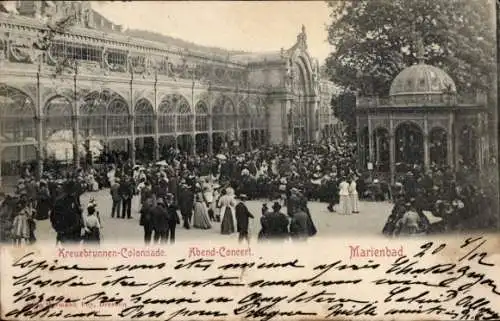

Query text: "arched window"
[44, 96, 73, 143]
[212, 96, 226, 131]
[79, 90, 128, 138]
[158, 95, 176, 134]
[195, 101, 208, 132]
[80, 90, 107, 138]
[224, 98, 236, 133]
[238, 102, 250, 129]
[256, 103, 267, 129]
[395, 122, 424, 169]
[177, 96, 192, 133]
[459, 125, 477, 168]
[429, 127, 447, 166]
[134, 99, 154, 136]
[249, 101, 258, 130]
[0, 85, 36, 143]
[107, 98, 130, 136]
[372, 127, 390, 172]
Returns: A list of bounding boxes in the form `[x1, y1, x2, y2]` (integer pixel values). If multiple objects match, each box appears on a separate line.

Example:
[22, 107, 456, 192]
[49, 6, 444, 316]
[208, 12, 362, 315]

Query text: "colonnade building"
[0, 1, 339, 182]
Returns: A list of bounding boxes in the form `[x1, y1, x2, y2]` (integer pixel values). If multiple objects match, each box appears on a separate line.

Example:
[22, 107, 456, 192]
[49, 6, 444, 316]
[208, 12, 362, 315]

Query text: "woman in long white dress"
[219, 187, 236, 234]
[349, 176, 360, 214]
[338, 178, 350, 215]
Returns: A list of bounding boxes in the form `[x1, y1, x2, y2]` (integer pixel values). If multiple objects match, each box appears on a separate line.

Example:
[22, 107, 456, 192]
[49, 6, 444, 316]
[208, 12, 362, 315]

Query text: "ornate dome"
[389, 63, 457, 97]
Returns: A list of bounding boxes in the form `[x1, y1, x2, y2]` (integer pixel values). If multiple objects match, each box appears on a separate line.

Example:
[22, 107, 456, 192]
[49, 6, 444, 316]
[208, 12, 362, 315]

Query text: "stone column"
[477, 113, 483, 171]
[447, 113, 454, 169]
[424, 133, 430, 169]
[191, 108, 196, 155]
[72, 115, 80, 168]
[389, 115, 395, 185]
[129, 114, 136, 164]
[454, 122, 460, 169]
[285, 100, 292, 145]
[191, 133, 196, 155]
[36, 116, 44, 180]
[208, 115, 213, 155]
[153, 114, 160, 160]
[367, 114, 373, 163]
[312, 99, 319, 142]
[424, 116, 429, 169]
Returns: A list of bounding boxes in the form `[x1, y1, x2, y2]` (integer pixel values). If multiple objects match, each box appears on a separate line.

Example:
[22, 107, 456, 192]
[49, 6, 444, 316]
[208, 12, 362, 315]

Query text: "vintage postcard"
[0, 0, 499, 320]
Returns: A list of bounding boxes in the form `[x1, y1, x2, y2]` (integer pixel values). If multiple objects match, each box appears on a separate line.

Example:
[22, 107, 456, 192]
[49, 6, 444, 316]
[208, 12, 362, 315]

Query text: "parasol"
[216, 154, 227, 160]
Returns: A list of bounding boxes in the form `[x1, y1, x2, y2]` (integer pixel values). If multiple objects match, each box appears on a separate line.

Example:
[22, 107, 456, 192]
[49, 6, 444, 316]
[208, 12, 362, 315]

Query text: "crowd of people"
[0, 135, 498, 245]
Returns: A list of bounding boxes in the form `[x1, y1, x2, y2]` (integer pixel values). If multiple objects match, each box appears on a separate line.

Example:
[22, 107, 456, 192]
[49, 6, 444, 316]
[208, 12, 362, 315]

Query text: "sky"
[91, 1, 334, 63]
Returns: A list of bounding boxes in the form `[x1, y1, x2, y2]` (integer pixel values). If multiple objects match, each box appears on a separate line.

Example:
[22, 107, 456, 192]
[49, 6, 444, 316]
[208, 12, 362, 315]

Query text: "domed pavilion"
[355, 42, 489, 183]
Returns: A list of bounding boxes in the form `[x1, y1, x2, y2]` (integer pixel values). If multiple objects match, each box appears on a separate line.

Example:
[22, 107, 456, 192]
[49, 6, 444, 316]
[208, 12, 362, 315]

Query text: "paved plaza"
[34, 189, 393, 245]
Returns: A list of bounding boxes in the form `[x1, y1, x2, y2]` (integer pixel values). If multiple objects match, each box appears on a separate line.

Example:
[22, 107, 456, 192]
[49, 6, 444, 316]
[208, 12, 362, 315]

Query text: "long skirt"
[350, 193, 359, 213]
[220, 206, 235, 235]
[193, 202, 212, 229]
[84, 227, 101, 244]
[339, 195, 350, 215]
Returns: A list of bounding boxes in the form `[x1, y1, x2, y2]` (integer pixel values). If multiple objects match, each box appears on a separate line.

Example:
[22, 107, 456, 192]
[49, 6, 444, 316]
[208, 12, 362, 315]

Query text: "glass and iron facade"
[0, 3, 338, 184]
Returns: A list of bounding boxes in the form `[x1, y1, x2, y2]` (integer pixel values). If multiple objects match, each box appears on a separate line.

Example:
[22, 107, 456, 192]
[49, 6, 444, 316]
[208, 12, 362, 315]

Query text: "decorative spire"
[411, 22, 426, 64]
[416, 36, 426, 64]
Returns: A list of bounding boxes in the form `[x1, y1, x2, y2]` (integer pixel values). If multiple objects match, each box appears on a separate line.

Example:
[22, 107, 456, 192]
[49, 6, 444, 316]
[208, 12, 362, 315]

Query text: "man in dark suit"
[259, 202, 289, 241]
[110, 179, 121, 218]
[290, 204, 311, 241]
[178, 182, 194, 229]
[165, 193, 180, 244]
[152, 198, 169, 244]
[235, 194, 254, 243]
[119, 176, 134, 219]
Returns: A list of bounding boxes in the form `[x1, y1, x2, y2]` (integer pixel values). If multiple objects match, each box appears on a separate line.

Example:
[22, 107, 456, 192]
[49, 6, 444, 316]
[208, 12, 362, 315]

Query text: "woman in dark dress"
[219, 187, 236, 235]
[36, 180, 51, 220]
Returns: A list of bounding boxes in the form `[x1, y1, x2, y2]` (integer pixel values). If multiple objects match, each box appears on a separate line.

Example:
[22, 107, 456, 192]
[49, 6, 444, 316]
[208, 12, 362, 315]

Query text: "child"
[83, 200, 101, 245]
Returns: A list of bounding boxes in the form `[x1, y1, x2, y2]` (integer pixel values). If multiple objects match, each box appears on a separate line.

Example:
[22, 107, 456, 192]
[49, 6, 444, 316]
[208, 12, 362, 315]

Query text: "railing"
[357, 93, 486, 108]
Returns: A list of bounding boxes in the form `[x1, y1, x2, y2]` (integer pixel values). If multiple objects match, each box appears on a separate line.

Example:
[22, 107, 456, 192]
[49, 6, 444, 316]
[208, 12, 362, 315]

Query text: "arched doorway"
[429, 127, 448, 166]
[134, 98, 155, 163]
[372, 127, 390, 172]
[44, 96, 74, 170]
[1, 85, 37, 185]
[195, 101, 209, 154]
[395, 122, 424, 172]
[459, 125, 478, 168]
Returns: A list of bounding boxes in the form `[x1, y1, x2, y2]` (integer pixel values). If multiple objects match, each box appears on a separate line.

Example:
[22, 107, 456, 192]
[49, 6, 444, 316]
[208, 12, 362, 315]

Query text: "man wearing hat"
[35, 179, 51, 220]
[165, 193, 180, 244]
[235, 194, 254, 243]
[152, 197, 169, 244]
[178, 181, 194, 229]
[110, 178, 121, 218]
[259, 201, 289, 241]
[51, 181, 84, 244]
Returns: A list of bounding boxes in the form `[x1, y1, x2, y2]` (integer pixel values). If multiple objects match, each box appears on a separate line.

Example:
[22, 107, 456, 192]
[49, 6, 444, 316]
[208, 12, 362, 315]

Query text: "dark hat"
[272, 202, 282, 211]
